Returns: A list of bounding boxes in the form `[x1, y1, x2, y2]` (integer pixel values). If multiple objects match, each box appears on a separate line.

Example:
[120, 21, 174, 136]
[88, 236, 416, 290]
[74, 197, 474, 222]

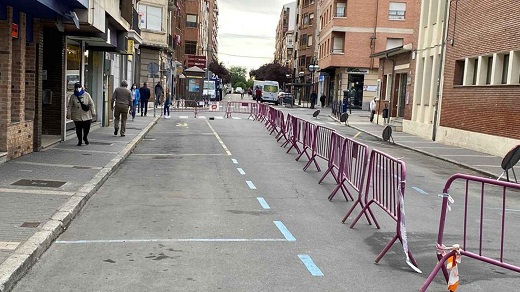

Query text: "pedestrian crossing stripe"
[180, 116, 189, 119]
[197, 116, 206, 119]
[232, 117, 241, 120]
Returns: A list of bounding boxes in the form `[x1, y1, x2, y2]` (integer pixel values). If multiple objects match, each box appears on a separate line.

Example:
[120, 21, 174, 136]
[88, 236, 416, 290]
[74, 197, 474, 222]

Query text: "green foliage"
[208, 62, 230, 83]
[235, 81, 247, 89]
[229, 66, 247, 88]
[249, 62, 292, 85]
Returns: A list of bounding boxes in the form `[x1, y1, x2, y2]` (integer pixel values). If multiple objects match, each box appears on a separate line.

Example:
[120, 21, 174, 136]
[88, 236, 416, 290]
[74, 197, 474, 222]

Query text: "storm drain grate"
[12, 179, 66, 188]
[21, 222, 41, 228]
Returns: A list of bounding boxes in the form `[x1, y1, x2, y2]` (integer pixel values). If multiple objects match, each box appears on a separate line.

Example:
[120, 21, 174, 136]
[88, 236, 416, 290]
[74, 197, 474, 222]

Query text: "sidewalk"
[330, 109, 505, 179]
[0, 116, 158, 292]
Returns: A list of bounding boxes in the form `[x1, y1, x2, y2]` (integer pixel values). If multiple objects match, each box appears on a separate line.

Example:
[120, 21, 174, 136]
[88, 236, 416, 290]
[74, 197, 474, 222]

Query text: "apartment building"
[296, 0, 318, 100]
[208, 0, 219, 64]
[434, 0, 520, 156]
[275, 2, 297, 69]
[0, 0, 141, 161]
[317, 0, 416, 109]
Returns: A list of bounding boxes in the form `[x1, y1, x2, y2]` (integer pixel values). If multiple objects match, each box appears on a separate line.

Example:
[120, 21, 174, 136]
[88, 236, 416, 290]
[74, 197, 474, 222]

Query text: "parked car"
[235, 87, 244, 94]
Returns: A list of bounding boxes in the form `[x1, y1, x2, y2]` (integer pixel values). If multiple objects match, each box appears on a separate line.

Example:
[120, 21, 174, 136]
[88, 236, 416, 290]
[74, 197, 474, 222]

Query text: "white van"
[260, 81, 280, 104]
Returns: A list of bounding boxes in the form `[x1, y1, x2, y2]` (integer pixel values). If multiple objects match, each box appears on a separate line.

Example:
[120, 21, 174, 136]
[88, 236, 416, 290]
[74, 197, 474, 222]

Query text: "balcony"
[131, 8, 141, 35]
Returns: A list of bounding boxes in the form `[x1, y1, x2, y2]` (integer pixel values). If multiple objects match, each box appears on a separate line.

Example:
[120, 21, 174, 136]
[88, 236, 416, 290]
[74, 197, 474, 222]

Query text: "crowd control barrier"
[224, 101, 257, 119]
[295, 121, 319, 168]
[318, 132, 346, 185]
[346, 149, 420, 272]
[301, 125, 335, 172]
[285, 117, 305, 155]
[280, 114, 295, 148]
[328, 137, 369, 202]
[420, 174, 520, 291]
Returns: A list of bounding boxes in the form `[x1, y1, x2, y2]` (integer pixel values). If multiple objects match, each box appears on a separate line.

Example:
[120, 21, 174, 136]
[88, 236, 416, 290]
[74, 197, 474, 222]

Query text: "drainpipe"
[370, 0, 380, 69]
[388, 53, 395, 124]
[377, 57, 385, 125]
[432, 0, 450, 141]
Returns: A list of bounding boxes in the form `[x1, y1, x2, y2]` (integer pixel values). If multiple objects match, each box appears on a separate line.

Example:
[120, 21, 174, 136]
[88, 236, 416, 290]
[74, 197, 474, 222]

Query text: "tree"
[229, 66, 247, 88]
[208, 62, 230, 84]
[249, 62, 292, 85]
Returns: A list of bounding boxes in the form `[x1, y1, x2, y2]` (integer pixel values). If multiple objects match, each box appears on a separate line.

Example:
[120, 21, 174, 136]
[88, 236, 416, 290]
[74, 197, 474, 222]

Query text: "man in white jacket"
[369, 97, 377, 122]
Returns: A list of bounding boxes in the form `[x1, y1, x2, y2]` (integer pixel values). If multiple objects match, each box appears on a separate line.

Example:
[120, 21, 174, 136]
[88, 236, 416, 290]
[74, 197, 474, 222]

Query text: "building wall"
[0, 8, 40, 159]
[439, 0, 520, 156]
[405, 0, 447, 139]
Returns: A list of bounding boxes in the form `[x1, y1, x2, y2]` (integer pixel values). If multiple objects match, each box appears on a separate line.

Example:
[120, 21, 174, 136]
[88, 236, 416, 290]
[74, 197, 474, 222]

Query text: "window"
[333, 36, 344, 53]
[301, 34, 308, 48]
[472, 58, 478, 85]
[303, 13, 309, 26]
[138, 4, 162, 31]
[501, 54, 509, 84]
[336, 2, 346, 17]
[485, 56, 493, 85]
[185, 41, 197, 55]
[309, 13, 314, 25]
[454, 60, 465, 85]
[389, 2, 406, 20]
[386, 38, 403, 50]
[308, 35, 313, 47]
[187, 14, 198, 28]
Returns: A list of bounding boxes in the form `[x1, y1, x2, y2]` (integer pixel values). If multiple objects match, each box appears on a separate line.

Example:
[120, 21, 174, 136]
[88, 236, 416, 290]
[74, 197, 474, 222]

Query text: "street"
[11, 94, 520, 291]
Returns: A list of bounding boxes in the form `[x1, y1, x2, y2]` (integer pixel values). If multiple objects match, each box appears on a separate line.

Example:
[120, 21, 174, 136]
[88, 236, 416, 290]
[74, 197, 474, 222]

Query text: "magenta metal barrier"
[255, 103, 269, 122]
[295, 120, 318, 166]
[266, 107, 279, 135]
[286, 116, 304, 155]
[274, 111, 286, 142]
[346, 149, 419, 269]
[329, 137, 369, 202]
[280, 114, 295, 148]
[318, 132, 346, 185]
[303, 126, 335, 172]
[420, 174, 520, 291]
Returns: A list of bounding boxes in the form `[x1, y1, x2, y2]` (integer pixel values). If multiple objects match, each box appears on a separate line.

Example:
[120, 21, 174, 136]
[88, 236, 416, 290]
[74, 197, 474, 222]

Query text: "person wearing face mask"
[67, 83, 96, 146]
[131, 83, 140, 121]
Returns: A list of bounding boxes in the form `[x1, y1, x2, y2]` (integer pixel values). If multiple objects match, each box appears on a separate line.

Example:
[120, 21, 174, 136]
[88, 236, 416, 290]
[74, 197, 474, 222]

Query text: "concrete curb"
[328, 115, 498, 179]
[0, 117, 159, 292]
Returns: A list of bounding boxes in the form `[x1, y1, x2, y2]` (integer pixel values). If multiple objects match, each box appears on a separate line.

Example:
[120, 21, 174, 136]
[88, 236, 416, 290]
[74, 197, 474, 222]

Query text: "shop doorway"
[396, 73, 407, 118]
[348, 74, 364, 108]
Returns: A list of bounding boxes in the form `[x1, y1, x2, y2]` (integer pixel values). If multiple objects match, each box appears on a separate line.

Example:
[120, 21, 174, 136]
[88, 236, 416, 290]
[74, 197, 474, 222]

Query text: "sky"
[218, 0, 290, 72]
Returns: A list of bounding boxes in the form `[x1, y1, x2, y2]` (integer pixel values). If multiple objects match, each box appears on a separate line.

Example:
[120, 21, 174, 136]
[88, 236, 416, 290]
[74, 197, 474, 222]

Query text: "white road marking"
[180, 116, 189, 119]
[12, 161, 103, 170]
[0, 188, 74, 196]
[205, 119, 232, 155]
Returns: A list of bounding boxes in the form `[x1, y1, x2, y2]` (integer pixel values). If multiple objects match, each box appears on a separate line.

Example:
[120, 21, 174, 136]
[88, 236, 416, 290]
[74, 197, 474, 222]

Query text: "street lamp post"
[308, 63, 320, 108]
[298, 71, 304, 105]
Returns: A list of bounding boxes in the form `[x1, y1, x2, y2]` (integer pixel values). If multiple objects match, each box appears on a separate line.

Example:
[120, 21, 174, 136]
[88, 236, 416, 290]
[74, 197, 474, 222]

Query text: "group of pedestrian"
[67, 80, 168, 146]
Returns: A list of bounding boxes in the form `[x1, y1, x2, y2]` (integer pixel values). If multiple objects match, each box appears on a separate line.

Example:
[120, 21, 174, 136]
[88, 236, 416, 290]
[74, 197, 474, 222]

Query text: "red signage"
[187, 54, 206, 68]
[11, 23, 18, 38]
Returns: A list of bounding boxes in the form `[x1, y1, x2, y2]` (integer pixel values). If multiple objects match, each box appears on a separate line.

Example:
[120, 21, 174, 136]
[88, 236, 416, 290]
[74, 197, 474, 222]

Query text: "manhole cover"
[21, 222, 40, 228]
[89, 141, 113, 146]
[12, 179, 66, 188]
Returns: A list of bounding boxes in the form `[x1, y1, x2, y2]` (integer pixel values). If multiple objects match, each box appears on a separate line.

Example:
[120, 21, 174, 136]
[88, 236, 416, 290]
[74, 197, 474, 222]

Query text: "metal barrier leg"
[342, 200, 372, 226]
[374, 234, 398, 263]
[350, 201, 380, 229]
[318, 167, 338, 184]
[420, 252, 453, 292]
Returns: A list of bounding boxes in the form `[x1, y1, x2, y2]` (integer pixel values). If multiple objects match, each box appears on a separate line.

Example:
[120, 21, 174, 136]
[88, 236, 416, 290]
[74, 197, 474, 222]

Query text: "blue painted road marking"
[298, 254, 324, 276]
[237, 168, 246, 175]
[274, 221, 296, 241]
[412, 186, 428, 195]
[246, 181, 256, 189]
[257, 197, 270, 209]
[232, 159, 238, 164]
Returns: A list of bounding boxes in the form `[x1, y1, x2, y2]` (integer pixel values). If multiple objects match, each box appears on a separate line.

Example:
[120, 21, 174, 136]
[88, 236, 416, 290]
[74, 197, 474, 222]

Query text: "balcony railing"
[131, 8, 141, 35]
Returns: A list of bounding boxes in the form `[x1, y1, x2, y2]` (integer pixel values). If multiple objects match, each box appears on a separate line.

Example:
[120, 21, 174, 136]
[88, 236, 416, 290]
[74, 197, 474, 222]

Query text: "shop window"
[187, 14, 198, 28]
[185, 41, 197, 55]
[389, 2, 406, 20]
[138, 4, 162, 31]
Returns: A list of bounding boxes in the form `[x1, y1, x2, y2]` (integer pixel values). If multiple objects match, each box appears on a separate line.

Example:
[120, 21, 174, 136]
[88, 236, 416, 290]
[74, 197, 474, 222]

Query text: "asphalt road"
[12, 94, 520, 291]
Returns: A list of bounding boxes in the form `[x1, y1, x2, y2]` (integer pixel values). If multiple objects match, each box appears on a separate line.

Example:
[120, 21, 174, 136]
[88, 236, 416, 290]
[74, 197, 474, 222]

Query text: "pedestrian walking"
[310, 91, 317, 109]
[369, 96, 377, 122]
[112, 80, 132, 137]
[139, 82, 150, 116]
[163, 88, 171, 118]
[255, 86, 262, 102]
[320, 94, 326, 108]
[67, 82, 96, 146]
[131, 83, 140, 121]
[154, 81, 163, 108]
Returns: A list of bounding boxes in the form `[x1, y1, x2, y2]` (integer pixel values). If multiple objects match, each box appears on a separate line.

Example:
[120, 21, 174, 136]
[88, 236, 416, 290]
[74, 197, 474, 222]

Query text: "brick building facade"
[439, 0, 520, 156]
